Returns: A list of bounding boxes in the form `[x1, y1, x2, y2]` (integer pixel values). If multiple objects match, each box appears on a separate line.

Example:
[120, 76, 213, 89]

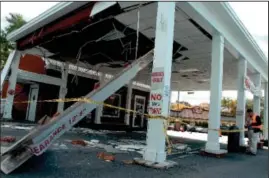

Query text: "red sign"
[151, 68, 164, 90]
[151, 72, 164, 83]
[151, 72, 164, 77]
[149, 107, 162, 115]
[150, 93, 162, 100]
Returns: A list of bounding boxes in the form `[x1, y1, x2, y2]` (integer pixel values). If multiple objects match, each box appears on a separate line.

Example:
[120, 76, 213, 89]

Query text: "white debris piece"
[115, 144, 145, 151]
[174, 144, 188, 150]
[59, 144, 68, 149]
[1, 125, 34, 130]
[167, 131, 248, 145]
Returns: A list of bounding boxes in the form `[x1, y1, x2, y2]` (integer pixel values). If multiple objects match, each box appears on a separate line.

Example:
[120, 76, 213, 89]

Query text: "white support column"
[144, 2, 175, 163]
[3, 50, 21, 119]
[253, 73, 261, 114]
[94, 74, 105, 124]
[125, 80, 133, 125]
[263, 82, 268, 140]
[235, 57, 247, 146]
[57, 63, 68, 113]
[205, 32, 227, 154]
[177, 91, 180, 102]
[26, 84, 39, 122]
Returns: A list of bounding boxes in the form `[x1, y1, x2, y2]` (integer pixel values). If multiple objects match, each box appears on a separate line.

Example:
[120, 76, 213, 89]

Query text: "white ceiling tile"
[119, 2, 143, 9]
[177, 20, 196, 30]
[175, 38, 194, 46]
[141, 28, 155, 38]
[189, 35, 210, 43]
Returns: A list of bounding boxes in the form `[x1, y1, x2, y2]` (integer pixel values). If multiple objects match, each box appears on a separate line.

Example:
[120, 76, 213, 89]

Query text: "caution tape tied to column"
[9, 97, 267, 134]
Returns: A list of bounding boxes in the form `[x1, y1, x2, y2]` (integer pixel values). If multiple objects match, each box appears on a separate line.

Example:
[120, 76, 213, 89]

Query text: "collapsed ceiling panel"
[12, 1, 240, 90]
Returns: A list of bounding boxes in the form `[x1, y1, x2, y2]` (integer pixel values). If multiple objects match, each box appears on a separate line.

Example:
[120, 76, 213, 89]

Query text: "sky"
[1, 2, 268, 105]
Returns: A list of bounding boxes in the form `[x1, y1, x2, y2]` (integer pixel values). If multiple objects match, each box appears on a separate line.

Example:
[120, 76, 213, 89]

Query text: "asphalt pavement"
[1, 125, 268, 178]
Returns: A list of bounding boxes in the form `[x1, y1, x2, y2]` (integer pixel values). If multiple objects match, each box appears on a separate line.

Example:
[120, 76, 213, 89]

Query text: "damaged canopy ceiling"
[14, 2, 243, 91]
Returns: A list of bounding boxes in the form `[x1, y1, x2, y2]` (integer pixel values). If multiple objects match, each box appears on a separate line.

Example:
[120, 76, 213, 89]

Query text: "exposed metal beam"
[17, 69, 64, 86]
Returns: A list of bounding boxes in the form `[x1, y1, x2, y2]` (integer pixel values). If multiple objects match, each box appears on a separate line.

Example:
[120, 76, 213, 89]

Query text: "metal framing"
[17, 69, 64, 86]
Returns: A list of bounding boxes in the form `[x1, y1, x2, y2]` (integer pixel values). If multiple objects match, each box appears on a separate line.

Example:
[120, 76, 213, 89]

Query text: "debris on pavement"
[37, 115, 52, 125]
[0, 136, 16, 143]
[122, 160, 134, 165]
[1, 124, 34, 130]
[71, 140, 88, 146]
[97, 152, 115, 162]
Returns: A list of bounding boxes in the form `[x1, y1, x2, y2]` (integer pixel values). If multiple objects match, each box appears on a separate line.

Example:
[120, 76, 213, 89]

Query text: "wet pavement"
[1, 124, 268, 178]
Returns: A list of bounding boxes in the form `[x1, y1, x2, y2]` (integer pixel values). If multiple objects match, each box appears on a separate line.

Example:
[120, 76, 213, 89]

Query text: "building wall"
[29, 69, 149, 129]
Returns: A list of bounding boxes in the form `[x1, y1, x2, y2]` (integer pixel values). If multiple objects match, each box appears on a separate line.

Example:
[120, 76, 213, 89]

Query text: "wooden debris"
[122, 160, 134, 165]
[97, 152, 115, 162]
[37, 115, 51, 125]
[0, 136, 16, 143]
[37, 112, 60, 126]
[200, 150, 227, 158]
[71, 140, 87, 146]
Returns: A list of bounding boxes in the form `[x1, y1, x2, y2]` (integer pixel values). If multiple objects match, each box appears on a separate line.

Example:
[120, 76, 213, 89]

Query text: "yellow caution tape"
[11, 97, 267, 135]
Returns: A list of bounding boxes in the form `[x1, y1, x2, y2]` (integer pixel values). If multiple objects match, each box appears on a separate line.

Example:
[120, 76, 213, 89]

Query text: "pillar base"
[134, 157, 177, 169]
[1, 117, 12, 121]
[204, 148, 227, 155]
[143, 149, 166, 163]
[205, 141, 220, 152]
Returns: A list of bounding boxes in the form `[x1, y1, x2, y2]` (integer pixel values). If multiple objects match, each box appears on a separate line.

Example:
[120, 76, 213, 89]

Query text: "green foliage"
[0, 13, 27, 69]
[5, 13, 27, 34]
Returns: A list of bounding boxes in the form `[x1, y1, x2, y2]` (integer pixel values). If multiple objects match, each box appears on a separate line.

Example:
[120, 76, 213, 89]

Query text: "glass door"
[132, 95, 146, 128]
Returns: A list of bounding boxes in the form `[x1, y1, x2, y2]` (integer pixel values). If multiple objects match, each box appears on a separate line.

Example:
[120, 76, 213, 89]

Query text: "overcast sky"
[1, 2, 267, 105]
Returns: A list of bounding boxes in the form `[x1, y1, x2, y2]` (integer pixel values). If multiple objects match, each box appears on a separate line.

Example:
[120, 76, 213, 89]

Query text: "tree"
[0, 30, 10, 68]
[0, 13, 26, 69]
[5, 13, 27, 34]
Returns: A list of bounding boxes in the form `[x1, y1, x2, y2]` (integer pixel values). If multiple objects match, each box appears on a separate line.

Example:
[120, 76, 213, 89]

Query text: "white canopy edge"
[6, 1, 268, 82]
[181, 2, 268, 82]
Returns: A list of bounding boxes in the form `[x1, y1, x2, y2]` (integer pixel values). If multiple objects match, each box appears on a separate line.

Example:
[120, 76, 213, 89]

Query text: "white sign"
[151, 67, 164, 90]
[244, 76, 262, 97]
[148, 91, 163, 115]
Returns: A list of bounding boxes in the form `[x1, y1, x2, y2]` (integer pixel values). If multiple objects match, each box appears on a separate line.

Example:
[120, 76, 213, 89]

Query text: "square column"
[125, 80, 133, 125]
[263, 82, 268, 140]
[253, 73, 261, 114]
[144, 2, 175, 163]
[235, 57, 247, 146]
[205, 32, 227, 154]
[94, 73, 105, 124]
[57, 63, 68, 113]
[3, 50, 22, 120]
